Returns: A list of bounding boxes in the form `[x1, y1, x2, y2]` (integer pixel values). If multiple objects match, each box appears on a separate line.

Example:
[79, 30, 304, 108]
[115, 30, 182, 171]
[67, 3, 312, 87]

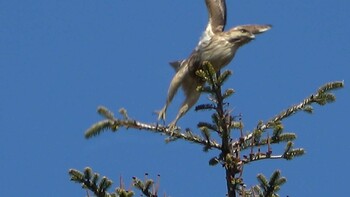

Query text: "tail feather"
[169, 60, 184, 72]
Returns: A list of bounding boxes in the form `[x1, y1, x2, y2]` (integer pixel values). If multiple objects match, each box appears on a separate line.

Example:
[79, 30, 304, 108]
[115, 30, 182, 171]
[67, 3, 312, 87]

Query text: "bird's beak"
[256, 25, 272, 33]
[239, 24, 272, 35]
[249, 34, 256, 39]
[253, 24, 272, 34]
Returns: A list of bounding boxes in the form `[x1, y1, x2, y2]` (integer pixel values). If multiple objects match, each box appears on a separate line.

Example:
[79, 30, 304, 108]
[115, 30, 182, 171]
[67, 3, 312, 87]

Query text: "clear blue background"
[1, 0, 348, 196]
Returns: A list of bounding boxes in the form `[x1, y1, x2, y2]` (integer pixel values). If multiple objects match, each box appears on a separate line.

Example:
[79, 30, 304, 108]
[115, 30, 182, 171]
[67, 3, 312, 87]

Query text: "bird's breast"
[198, 39, 238, 71]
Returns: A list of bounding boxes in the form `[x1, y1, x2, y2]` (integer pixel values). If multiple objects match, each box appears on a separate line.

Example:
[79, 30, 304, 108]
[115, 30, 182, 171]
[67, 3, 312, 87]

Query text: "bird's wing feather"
[197, 0, 227, 50]
[172, 1, 228, 70]
[205, 0, 227, 35]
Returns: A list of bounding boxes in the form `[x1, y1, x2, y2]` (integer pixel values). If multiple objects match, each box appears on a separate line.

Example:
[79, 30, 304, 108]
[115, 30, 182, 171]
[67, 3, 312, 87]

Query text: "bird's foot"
[157, 107, 167, 122]
[167, 120, 180, 136]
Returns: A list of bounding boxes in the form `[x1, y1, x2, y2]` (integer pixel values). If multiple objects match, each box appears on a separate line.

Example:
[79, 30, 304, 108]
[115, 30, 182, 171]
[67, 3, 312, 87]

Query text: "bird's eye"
[240, 29, 247, 33]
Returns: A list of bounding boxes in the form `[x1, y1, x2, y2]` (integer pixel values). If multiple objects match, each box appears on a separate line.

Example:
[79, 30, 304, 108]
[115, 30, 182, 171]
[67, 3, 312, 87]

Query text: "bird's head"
[226, 24, 271, 46]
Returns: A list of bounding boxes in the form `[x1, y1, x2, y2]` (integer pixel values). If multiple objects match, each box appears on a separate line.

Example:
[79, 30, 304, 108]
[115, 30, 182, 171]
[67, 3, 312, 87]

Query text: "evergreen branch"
[132, 177, 157, 197]
[242, 145, 304, 164]
[302, 105, 313, 113]
[200, 61, 218, 85]
[258, 81, 344, 131]
[79, 60, 342, 197]
[222, 88, 235, 99]
[268, 171, 281, 187]
[284, 141, 293, 153]
[282, 141, 305, 160]
[231, 81, 344, 149]
[85, 107, 221, 150]
[283, 148, 305, 160]
[209, 157, 220, 166]
[69, 167, 136, 197]
[217, 70, 232, 86]
[99, 176, 113, 194]
[69, 168, 85, 184]
[197, 61, 237, 196]
[84, 167, 93, 180]
[243, 153, 284, 164]
[98, 106, 115, 120]
[249, 185, 264, 197]
[230, 121, 244, 130]
[199, 125, 211, 141]
[265, 170, 286, 197]
[69, 167, 114, 197]
[85, 120, 117, 139]
[256, 171, 286, 197]
[197, 122, 218, 132]
[196, 85, 213, 94]
[115, 188, 134, 197]
[259, 133, 297, 146]
[273, 133, 297, 142]
[256, 174, 268, 191]
[207, 64, 238, 197]
[318, 80, 344, 93]
[195, 104, 216, 111]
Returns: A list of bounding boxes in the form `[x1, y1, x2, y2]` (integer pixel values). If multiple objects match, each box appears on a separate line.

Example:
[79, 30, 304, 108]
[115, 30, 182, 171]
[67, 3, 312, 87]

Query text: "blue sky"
[1, 0, 349, 196]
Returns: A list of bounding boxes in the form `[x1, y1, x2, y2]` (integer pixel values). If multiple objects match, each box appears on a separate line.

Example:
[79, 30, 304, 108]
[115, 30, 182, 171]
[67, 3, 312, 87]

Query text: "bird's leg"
[157, 104, 168, 121]
[167, 104, 189, 133]
[158, 66, 188, 122]
[168, 85, 201, 131]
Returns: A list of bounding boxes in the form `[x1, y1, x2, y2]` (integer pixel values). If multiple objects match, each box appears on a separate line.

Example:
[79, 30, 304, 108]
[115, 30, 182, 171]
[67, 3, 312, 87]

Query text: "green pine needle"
[196, 85, 213, 94]
[257, 174, 268, 189]
[275, 133, 297, 142]
[197, 122, 217, 132]
[69, 169, 84, 183]
[92, 173, 99, 186]
[97, 106, 115, 120]
[85, 120, 116, 139]
[217, 70, 232, 86]
[268, 170, 281, 187]
[144, 179, 154, 191]
[209, 157, 219, 166]
[284, 141, 293, 153]
[222, 88, 235, 99]
[195, 104, 216, 111]
[317, 81, 344, 94]
[195, 69, 208, 81]
[284, 148, 305, 160]
[84, 167, 93, 180]
[302, 105, 313, 113]
[199, 126, 211, 140]
[202, 61, 217, 77]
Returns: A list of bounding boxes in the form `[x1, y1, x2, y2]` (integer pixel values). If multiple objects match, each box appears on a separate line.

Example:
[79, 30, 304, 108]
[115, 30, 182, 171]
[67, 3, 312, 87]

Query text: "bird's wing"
[172, 1, 227, 69]
[197, 0, 227, 50]
[205, 0, 227, 35]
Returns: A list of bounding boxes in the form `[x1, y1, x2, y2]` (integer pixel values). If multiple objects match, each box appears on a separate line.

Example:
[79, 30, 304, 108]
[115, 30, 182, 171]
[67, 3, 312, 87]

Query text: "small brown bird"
[158, 0, 271, 128]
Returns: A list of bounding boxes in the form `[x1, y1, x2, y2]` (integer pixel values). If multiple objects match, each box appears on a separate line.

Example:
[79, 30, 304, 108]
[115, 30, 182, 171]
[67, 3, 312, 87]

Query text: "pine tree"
[69, 62, 343, 197]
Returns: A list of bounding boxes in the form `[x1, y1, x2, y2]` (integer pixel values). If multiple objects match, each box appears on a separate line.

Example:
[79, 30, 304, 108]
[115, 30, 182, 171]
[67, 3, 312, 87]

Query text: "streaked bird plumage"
[158, 0, 271, 128]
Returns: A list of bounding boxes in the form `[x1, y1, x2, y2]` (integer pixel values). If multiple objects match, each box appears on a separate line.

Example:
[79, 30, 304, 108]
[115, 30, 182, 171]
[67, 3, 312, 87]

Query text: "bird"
[158, 0, 271, 128]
